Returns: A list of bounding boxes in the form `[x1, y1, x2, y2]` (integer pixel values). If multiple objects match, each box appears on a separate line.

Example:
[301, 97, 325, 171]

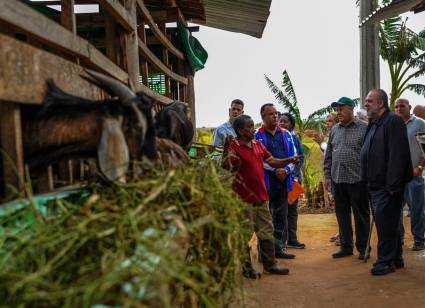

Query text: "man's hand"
[324, 179, 331, 192]
[223, 135, 234, 152]
[276, 168, 287, 182]
[291, 155, 303, 163]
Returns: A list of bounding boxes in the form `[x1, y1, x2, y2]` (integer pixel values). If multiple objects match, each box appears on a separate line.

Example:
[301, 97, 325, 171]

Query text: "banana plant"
[265, 71, 333, 137]
[379, 13, 425, 109]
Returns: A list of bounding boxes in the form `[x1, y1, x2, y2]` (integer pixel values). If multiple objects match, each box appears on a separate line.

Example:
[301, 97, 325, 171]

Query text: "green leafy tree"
[264, 71, 334, 136]
[379, 14, 425, 109]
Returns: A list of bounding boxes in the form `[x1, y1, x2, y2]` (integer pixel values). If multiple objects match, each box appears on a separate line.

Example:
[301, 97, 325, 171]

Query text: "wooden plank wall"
[0, 0, 193, 196]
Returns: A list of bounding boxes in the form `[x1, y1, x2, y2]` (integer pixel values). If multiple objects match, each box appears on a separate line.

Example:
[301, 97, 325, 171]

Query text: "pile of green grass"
[0, 161, 250, 307]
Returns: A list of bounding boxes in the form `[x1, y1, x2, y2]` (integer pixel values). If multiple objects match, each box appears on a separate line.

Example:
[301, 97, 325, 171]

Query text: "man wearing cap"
[324, 97, 370, 259]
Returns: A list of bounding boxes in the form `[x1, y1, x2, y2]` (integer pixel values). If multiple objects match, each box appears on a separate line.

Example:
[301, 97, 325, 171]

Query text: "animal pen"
[0, 0, 272, 198]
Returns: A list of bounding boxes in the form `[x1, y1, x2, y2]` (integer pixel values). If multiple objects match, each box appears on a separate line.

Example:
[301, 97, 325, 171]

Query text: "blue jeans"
[405, 176, 425, 245]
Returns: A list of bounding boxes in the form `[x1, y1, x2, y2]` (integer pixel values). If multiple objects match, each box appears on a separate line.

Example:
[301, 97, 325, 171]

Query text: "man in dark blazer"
[361, 89, 413, 276]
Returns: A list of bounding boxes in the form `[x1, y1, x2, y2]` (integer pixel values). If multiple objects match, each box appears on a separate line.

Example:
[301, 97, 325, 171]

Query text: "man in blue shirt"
[256, 103, 297, 259]
[212, 99, 244, 147]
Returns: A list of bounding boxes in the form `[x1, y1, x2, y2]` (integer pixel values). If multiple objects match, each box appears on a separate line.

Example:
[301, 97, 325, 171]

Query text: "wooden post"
[360, 0, 380, 104]
[61, 0, 76, 34]
[159, 23, 171, 98]
[124, 0, 140, 87]
[138, 19, 149, 85]
[187, 69, 196, 135]
[0, 102, 25, 195]
[37, 166, 54, 193]
[105, 14, 117, 63]
[60, 1, 77, 187]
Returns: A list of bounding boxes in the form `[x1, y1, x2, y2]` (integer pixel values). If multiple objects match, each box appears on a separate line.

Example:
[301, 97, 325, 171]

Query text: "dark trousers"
[288, 199, 299, 243]
[333, 181, 370, 253]
[369, 187, 404, 266]
[268, 185, 288, 252]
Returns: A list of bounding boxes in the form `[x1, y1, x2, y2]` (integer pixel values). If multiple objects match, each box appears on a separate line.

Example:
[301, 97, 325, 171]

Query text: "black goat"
[22, 70, 156, 182]
[155, 101, 194, 150]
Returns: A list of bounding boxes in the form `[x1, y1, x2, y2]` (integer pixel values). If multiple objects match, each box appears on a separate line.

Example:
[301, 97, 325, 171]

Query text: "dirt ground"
[244, 213, 425, 308]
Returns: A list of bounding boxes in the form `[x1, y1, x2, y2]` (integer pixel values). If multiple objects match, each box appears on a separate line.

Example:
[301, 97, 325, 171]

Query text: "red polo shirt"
[229, 139, 272, 204]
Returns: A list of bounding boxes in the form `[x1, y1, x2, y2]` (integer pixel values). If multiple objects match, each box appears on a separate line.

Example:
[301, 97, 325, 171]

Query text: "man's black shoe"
[264, 265, 289, 275]
[275, 250, 296, 259]
[287, 241, 306, 249]
[242, 268, 262, 279]
[393, 259, 405, 269]
[358, 248, 371, 260]
[411, 242, 425, 251]
[358, 253, 370, 260]
[371, 264, 395, 276]
[332, 250, 353, 258]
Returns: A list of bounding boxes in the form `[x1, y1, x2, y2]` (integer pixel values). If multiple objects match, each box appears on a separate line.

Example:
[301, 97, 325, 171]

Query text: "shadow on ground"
[244, 214, 425, 308]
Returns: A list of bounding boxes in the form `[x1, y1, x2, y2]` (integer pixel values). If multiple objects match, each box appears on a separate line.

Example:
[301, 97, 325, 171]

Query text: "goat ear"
[98, 117, 129, 183]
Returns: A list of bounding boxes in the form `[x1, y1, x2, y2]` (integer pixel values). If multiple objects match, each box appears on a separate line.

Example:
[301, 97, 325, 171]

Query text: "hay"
[0, 161, 250, 307]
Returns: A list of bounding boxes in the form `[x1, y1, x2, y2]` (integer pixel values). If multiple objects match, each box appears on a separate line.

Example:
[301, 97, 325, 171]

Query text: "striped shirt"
[324, 119, 367, 184]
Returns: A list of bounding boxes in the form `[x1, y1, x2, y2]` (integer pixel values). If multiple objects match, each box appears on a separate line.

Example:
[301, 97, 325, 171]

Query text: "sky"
[193, 1, 425, 128]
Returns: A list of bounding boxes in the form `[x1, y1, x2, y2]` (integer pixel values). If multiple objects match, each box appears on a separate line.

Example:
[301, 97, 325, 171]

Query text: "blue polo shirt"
[264, 130, 288, 189]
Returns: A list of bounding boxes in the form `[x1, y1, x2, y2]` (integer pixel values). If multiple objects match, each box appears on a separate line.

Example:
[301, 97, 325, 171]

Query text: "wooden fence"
[0, 0, 196, 197]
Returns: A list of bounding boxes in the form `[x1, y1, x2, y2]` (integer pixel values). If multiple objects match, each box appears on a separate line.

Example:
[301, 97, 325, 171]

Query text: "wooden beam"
[138, 20, 149, 86]
[187, 72, 196, 134]
[136, 0, 185, 60]
[97, 0, 135, 32]
[105, 14, 118, 62]
[136, 83, 174, 105]
[0, 0, 128, 82]
[123, 0, 140, 87]
[138, 40, 188, 85]
[0, 33, 102, 104]
[159, 22, 171, 98]
[0, 103, 25, 194]
[61, 0, 77, 33]
[166, 0, 187, 26]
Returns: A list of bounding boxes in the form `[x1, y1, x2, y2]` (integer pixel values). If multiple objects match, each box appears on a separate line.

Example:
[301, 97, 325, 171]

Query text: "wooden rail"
[0, 0, 128, 82]
[97, 0, 135, 32]
[138, 40, 188, 85]
[136, 0, 185, 60]
[0, 33, 103, 104]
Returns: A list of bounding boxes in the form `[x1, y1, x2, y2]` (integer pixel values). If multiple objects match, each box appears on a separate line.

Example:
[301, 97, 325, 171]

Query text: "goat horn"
[84, 69, 136, 106]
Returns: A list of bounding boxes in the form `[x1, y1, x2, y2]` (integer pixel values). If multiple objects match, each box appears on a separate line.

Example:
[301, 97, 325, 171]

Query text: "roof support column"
[360, 0, 380, 104]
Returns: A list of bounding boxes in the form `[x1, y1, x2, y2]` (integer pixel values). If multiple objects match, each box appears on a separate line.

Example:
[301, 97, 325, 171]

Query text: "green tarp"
[177, 23, 208, 75]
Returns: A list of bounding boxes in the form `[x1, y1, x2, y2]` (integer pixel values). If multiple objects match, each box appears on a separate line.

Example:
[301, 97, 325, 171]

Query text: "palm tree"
[379, 14, 425, 109]
[264, 71, 334, 137]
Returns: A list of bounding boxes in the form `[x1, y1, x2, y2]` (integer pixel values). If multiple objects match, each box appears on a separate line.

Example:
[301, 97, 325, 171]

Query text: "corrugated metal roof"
[200, 0, 272, 38]
[149, 0, 272, 38]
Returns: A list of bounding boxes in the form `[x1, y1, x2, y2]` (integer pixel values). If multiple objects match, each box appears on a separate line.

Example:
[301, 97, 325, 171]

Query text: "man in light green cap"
[324, 97, 370, 259]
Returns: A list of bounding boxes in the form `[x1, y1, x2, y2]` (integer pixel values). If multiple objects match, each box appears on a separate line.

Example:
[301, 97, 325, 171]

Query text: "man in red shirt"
[222, 115, 299, 277]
